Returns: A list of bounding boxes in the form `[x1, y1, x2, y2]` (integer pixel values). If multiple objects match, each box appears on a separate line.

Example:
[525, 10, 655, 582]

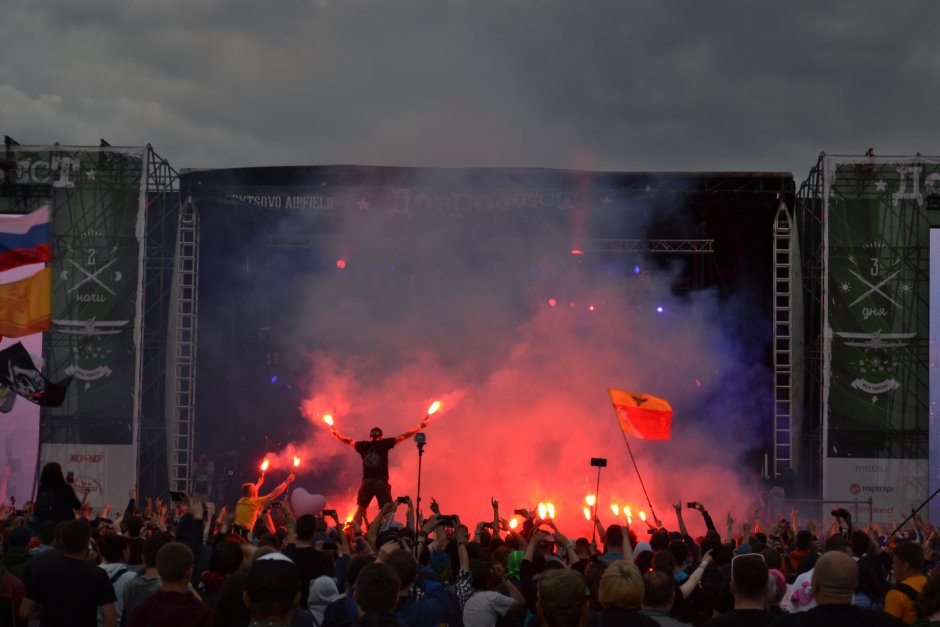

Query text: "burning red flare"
[323, 414, 334, 427]
[293, 456, 301, 468]
[260, 459, 270, 472]
[583, 507, 592, 521]
[509, 518, 518, 530]
[426, 401, 441, 415]
[585, 494, 596, 507]
[610, 504, 619, 516]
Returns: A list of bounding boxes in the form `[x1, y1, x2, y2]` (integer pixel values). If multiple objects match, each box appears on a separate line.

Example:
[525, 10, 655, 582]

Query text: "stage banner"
[823, 156, 934, 522]
[5, 147, 146, 472]
[37, 443, 136, 511]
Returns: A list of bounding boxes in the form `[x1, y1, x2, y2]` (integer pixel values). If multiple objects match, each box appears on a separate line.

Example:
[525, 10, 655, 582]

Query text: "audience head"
[143, 532, 172, 569]
[642, 570, 675, 611]
[38, 462, 67, 488]
[61, 519, 92, 555]
[598, 560, 644, 610]
[354, 562, 401, 615]
[244, 553, 301, 620]
[811, 551, 858, 604]
[210, 539, 245, 575]
[538, 569, 589, 627]
[156, 542, 194, 584]
[296, 515, 317, 541]
[384, 548, 418, 589]
[892, 542, 925, 580]
[605, 525, 624, 549]
[731, 553, 769, 602]
[917, 571, 940, 621]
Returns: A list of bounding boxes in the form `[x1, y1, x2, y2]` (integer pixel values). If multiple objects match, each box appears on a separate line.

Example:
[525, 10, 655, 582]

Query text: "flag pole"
[617, 422, 662, 528]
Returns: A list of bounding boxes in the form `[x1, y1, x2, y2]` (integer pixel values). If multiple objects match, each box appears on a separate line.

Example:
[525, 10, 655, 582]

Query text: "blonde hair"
[598, 560, 644, 610]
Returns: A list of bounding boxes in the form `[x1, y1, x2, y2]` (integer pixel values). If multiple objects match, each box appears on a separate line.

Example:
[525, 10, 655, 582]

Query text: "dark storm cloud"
[4, 1, 940, 178]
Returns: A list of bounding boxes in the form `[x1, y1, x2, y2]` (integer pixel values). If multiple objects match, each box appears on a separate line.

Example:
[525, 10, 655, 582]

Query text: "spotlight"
[270, 375, 278, 383]
[336, 259, 347, 269]
[634, 265, 640, 275]
[656, 306, 664, 313]
[548, 298, 558, 307]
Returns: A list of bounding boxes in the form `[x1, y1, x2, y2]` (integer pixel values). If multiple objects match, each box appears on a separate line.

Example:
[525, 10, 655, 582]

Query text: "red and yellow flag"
[608, 388, 672, 440]
[0, 267, 52, 338]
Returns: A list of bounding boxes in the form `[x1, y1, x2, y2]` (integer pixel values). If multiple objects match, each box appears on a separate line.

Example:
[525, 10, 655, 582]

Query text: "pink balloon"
[290, 488, 327, 517]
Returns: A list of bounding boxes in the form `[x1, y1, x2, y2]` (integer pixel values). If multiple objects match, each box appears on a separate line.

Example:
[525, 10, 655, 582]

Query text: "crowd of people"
[1, 459, 940, 627]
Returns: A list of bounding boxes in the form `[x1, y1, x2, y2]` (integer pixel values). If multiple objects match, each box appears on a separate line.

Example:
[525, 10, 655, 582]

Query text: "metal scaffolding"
[138, 145, 180, 495]
[772, 200, 793, 478]
[167, 196, 199, 492]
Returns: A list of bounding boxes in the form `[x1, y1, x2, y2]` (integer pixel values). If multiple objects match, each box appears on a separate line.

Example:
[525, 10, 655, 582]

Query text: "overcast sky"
[4, 1, 938, 183]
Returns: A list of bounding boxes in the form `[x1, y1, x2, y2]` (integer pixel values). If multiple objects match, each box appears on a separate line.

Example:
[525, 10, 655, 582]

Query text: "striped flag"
[608, 388, 673, 440]
[0, 206, 52, 271]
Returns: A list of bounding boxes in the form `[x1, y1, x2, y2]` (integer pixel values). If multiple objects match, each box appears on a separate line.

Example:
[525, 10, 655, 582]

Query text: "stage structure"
[0, 141, 179, 506]
[797, 154, 935, 523]
[177, 166, 793, 497]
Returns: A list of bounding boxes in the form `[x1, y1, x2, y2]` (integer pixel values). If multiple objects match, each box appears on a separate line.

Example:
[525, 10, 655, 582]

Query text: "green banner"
[7, 147, 145, 445]
[826, 159, 932, 458]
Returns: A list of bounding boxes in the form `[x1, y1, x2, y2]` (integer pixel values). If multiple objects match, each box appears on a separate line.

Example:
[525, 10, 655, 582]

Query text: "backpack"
[890, 582, 920, 601]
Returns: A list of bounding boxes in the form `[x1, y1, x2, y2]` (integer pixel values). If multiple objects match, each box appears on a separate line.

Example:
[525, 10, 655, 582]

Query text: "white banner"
[40, 443, 135, 511]
[823, 457, 928, 524]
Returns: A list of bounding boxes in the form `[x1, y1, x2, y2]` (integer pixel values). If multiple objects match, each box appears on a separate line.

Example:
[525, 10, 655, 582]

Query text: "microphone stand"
[414, 433, 427, 542]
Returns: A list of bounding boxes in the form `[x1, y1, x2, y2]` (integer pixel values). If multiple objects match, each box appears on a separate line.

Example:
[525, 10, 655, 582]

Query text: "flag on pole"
[608, 388, 673, 440]
[0, 266, 52, 338]
[0, 341, 70, 406]
[0, 206, 52, 271]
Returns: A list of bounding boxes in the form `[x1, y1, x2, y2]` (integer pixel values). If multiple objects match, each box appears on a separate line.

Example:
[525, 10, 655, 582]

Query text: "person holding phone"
[33, 462, 84, 524]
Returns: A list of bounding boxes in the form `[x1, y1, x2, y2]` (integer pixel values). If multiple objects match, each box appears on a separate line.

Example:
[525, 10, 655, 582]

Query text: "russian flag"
[0, 206, 52, 272]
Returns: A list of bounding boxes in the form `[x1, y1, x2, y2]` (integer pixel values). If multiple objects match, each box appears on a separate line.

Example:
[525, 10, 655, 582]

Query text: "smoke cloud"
[199, 168, 773, 537]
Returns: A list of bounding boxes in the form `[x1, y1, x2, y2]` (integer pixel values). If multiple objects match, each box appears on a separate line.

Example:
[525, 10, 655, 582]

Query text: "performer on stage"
[329, 417, 429, 527]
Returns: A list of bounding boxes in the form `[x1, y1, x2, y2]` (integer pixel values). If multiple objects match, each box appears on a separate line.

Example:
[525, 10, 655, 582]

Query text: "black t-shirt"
[705, 608, 779, 627]
[354, 438, 396, 480]
[26, 554, 117, 626]
[772, 604, 906, 627]
[282, 544, 334, 606]
[34, 484, 82, 524]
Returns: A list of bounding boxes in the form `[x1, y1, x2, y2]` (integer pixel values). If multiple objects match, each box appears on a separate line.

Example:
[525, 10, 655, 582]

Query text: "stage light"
[634, 265, 640, 275]
[270, 375, 278, 383]
[656, 306, 664, 313]
[588, 304, 595, 312]
[336, 259, 346, 269]
[548, 298, 558, 307]
[570, 249, 584, 256]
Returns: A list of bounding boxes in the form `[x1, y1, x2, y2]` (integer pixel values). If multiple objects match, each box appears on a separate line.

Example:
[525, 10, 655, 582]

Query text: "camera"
[830, 508, 850, 519]
[481, 522, 493, 529]
[396, 496, 409, 504]
[321, 509, 337, 518]
[437, 514, 458, 527]
[414, 433, 426, 444]
[686, 502, 700, 509]
[66, 471, 74, 484]
[590, 458, 608, 468]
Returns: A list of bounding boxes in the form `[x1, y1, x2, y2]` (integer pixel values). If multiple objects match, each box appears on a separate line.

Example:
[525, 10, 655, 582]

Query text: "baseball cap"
[245, 553, 300, 602]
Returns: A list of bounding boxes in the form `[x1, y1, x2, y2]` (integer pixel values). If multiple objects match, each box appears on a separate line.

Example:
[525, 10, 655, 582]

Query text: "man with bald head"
[774, 551, 904, 626]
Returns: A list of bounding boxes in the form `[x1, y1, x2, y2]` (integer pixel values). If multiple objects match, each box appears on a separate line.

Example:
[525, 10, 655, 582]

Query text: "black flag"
[0, 342, 70, 406]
